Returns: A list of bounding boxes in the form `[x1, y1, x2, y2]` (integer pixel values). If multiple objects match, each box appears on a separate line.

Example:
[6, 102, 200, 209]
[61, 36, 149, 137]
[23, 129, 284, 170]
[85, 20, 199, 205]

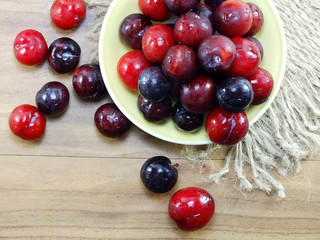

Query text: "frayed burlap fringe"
[86, 0, 320, 198]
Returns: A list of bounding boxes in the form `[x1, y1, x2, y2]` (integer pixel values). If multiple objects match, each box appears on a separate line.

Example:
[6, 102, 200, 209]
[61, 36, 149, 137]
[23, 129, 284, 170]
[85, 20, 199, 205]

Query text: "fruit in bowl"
[99, 0, 287, 145]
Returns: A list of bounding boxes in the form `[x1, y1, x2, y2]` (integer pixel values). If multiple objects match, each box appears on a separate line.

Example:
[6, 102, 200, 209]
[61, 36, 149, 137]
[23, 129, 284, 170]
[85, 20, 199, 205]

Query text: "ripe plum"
[36, 81, 70, 116]
[137, 95, 172, 123]
[72, 64, 107, 100]
[174, 12, 213, 49]
[142, 24, 176, 63]
[205, 106, 249, 145]
[198, 35, 236, 73]
[120, 13, 152, 50]
[180, 75, 216, 114]
[48, 37, 81, 74]
[247, 3, 264, 36]
[164, 0, 200, 15]
[138, 66, 172, 101]
[172, 101, 204, 132]
[138, 0, 171, 22]
[162, 45, 198, 83]
[216, 77, 253, 113]
[214, 0, 253, 37]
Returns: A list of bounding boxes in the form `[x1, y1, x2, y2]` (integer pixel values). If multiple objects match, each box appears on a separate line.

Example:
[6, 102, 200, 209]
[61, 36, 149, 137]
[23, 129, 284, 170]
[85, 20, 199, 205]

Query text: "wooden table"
[1, 0, 319, 239]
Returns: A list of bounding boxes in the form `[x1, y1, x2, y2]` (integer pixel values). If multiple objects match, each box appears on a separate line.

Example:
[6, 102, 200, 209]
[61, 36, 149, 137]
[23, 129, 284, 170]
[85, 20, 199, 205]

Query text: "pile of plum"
[118, 0, 274, 145]
[9, 0, 131, 141]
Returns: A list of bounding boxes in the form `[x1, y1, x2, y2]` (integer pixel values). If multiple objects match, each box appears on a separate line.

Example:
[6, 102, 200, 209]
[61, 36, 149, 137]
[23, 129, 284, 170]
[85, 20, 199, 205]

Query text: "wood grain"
[0, 0, 319, 239]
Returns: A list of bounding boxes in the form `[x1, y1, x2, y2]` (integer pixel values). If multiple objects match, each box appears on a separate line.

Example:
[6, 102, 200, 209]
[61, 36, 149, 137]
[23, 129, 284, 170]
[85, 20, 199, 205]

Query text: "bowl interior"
[99, 0, 287, 145]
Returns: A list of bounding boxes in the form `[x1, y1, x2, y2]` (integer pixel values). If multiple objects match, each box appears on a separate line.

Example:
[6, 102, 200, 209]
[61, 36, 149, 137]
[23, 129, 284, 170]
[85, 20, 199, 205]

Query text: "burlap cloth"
[85, 0, 320, 198]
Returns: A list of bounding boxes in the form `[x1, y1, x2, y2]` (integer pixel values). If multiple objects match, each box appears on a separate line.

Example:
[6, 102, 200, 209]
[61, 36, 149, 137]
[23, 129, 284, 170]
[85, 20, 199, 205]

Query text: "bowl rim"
[98, 0, 287, 145]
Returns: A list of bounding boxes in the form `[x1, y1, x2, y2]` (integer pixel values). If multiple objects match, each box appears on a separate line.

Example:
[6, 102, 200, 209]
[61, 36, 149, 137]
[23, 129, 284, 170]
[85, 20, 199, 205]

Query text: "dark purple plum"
[140, 156, 178, 193]
[120, 13, 152, 50]
[164, 0, 200, 15]
[172, 101, 204, 132]
[162, 45, 198, 83]
[94, 103, 131, 138]
[72, 64, 107, 100]
[137, 95, 172, 123]
[198, 35, 236, 73]
[204, 0, 226, 11]
[138, 66, 172, 101]
[216, 77, 253, 113]
[180, 75, 216, 114]
[48, 37, 81, 74]
[36, 81, 69, 116]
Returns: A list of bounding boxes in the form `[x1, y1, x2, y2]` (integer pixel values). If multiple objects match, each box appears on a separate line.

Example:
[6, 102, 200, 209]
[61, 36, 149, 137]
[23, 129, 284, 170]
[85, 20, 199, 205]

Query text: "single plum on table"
[140, 156, 178, 193]
[36, 81, 70, 116]
[13, 29, 48, 66]
[72, 64, 107, 100]
[94, 103, 131, 138]
[169, 187, 215, 231]
[9, 104, 46, 141]
[48, 37, 81, 74]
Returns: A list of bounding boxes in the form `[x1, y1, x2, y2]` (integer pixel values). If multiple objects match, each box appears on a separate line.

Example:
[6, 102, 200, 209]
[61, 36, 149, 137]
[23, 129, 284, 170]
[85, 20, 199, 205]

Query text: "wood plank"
[0, 156, 319, 239]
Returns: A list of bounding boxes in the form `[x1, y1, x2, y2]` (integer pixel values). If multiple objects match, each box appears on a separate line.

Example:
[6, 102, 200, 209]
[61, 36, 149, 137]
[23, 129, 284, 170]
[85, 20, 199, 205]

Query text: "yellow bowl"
[99, 0, 287, 145]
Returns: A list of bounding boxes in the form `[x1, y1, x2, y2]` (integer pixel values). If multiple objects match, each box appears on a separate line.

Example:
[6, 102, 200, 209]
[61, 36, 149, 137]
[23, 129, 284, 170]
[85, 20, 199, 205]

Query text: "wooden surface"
[0, 0, 319, 239]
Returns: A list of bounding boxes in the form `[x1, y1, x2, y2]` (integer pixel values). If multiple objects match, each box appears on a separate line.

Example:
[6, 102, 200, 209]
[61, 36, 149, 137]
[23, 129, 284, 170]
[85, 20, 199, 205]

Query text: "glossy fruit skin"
[117, 50, 152, 91]
[9, 104, 46, 141]
[137, 95, 172, 123]
[142, 24, 176, 63]
[214, 0, 253, 37]
[140, 156, 178, 193]
[248, 68, 274, 105]
[72, 64, 107, 100]
[198, 35, 236, 74]
[50, 0, 86, 30]
[174, 12, 213, 49]
[243, 35, 264, 60]
[36, 81, 70, 116]
[162, 45, 198, 83]
[138, 0, 171, 22]
[48, 37, 81, 74]
[180, 75, 216, 114]
[138, 66, 172, 101]
[94, 103, 131, 138]
[172, 101, 204, 132]
[164, 0, 200, 15]
[13, 29, 48, 66]
[119, 13, 152, 50]
[191, 4, 215, 25]
[205, 106, 249, 145]
[216, 77, 253, 113]
[168, 187, 215, 232]
[204, 0, 226, 11]
[225, 37, 261, 78]
[247, 3, 264, 36]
